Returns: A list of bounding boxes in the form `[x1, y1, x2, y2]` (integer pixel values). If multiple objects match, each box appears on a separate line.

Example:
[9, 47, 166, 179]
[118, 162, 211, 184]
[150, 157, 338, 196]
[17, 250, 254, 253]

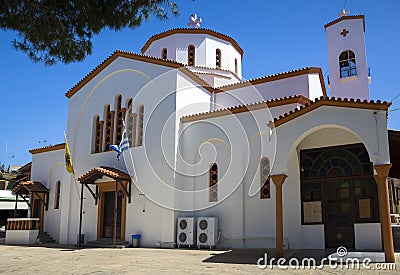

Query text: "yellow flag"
[64, 134, 74, 174]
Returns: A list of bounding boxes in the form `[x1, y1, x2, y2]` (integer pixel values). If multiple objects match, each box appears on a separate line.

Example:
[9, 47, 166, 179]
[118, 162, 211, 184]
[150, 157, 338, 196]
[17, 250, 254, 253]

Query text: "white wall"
[63, 56, 180, 245]
[178, 104, 389, 249]
[31, 149, 64, 242]
[143, 33, 242, 77]
[216, 73, 324, 109]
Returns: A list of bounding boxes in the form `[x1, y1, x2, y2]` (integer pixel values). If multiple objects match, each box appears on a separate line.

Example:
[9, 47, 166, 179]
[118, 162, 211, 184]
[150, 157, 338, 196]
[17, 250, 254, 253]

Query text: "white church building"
[12, 13, 396, 262]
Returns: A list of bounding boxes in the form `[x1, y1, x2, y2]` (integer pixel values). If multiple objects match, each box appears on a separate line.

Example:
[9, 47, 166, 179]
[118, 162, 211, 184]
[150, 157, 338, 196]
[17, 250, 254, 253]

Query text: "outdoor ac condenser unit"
[177, 217, 196, 247]
[197, 217, 218, 248]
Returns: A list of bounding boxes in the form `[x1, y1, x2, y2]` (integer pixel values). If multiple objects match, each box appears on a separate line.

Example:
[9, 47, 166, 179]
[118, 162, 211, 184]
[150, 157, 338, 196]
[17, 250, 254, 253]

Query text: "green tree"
[0, 0, 178, 65]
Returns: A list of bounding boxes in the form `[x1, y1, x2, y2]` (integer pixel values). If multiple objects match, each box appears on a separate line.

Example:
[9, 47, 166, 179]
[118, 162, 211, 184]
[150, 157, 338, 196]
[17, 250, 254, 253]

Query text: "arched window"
[260, 157, 270, 199]
[137, 105, 144, 146]
[188, 45, 195, 66]
[126, 98, 132, 110]
[104, 105, 114, 151]
[234, 58, 238, 74]
[209, 163, 218, 202]
[54, 180, 61, 209]
[93, 115, 103, 153]
[115, 95, 124, 145]
[216, 49, 221, 68]
[300, 144, 378, 225]
[339, 50, 357, 78]
[162, 48, 167, 59]
[126, 98, 135, 147]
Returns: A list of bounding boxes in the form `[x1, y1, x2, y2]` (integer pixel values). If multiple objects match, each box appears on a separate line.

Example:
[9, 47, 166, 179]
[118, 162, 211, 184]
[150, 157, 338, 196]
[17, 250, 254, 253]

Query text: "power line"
[389, 92, 400, 103]
[389, 107, 400, 113]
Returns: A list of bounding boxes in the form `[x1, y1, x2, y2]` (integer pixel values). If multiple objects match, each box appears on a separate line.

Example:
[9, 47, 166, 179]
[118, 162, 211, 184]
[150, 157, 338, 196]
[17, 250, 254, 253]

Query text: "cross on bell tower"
[340, 29, 349, 37]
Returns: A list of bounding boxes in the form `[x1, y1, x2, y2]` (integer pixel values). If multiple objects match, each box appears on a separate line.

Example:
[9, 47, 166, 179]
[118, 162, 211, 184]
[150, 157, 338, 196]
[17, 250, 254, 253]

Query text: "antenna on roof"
[339, 0, 350, 17]
[188, 14, 202, 28]
[39, 139, 48, 146]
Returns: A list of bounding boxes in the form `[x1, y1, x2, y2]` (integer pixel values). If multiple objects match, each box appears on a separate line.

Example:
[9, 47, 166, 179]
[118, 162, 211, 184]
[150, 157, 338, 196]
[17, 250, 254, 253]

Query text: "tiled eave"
[268, 97, 391, 128]
[181, 95, 310, 123]
[29, 143, 65, 155]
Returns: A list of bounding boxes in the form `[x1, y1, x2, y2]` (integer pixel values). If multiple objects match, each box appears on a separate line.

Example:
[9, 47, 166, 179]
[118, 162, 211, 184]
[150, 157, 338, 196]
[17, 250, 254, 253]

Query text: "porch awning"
[389, 130, 400, 179]
[12, 181, 49, 195]
[77, 166, 131, 184]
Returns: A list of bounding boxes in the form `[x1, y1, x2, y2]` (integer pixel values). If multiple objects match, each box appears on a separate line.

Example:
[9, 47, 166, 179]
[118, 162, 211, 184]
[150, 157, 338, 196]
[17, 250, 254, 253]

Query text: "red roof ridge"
[181, 95, 310, 123]
[216, 67, 324, 93]
[141, 28, 243, 55]
[29, 143, 65, 154]
[65, 50, 186, 98]
[77, 166, 131, 182]
[324, 15, 365, 31]
[268, 96, 391, 128]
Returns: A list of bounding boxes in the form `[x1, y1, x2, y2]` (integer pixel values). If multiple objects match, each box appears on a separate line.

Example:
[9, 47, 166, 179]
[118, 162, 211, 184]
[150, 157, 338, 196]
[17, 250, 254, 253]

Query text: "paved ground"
[0, 244, 399, 274]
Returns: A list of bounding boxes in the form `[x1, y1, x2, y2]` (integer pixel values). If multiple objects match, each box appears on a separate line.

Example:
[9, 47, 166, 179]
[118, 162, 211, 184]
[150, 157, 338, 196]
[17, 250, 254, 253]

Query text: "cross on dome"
[188, 14, 202, 28]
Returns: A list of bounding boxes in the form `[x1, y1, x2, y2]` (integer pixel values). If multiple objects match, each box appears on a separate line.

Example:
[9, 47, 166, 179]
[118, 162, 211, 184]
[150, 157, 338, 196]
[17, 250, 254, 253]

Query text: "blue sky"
[0, 0, 399, 167]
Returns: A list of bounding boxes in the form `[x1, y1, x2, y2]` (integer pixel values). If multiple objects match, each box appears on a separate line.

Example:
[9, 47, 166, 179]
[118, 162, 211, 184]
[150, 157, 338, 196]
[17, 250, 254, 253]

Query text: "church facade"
[23, 14, 394, 260]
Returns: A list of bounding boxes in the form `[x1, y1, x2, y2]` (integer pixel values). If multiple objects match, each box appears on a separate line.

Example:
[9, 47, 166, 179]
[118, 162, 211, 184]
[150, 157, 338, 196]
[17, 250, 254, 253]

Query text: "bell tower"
[325, 12, 370, 100]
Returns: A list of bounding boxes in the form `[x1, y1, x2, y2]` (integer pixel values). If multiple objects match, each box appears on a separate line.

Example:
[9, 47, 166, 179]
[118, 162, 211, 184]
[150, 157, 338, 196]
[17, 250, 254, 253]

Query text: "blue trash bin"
[132, 234, 141, 247]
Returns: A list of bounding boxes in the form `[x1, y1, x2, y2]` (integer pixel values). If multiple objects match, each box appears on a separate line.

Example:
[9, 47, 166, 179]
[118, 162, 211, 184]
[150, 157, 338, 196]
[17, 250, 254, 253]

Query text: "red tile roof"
[324, 15, 365, 31]
[216, 67, 327, 97]
[29, 143, 65, 155]
[268, 96, 391, 128]
[141, 28, 244, 55]
[77, 166, 131, 183]
[12, 181, 49, 194]
[181, 95, 310, 123]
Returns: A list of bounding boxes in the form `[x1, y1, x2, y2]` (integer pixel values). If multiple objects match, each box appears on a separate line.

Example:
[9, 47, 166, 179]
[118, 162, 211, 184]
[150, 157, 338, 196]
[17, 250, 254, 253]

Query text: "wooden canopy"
[77, 166, 131, 184]
[12, 181, 49, 195]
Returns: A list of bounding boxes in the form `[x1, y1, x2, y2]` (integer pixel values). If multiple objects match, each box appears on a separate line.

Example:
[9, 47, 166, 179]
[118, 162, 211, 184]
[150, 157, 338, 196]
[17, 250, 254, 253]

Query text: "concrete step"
[38, 232, 56, 244]
[85, 238, 128, 248]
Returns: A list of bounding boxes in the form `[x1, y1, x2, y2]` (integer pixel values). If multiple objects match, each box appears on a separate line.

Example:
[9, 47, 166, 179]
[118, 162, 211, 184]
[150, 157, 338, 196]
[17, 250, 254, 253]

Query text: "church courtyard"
[0, 245, 398, 274]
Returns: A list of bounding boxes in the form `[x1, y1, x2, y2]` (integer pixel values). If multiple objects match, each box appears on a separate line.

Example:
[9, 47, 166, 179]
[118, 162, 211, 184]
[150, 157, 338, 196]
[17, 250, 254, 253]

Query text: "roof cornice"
[141, 28, 244, 56]
[181, 95, 310, 123]
[268, 97, 391, 128]
[324, 15, 365, 31]
[65, 50, 185, 98]
[217, 67, 327, 97]
[29, 143, 65, 155]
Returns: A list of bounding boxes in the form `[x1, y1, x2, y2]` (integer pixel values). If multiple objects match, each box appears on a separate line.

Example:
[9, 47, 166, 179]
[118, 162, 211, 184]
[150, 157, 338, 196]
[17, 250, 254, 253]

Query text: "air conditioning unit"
[177, 217, 196, 247]
[197, 217, 218, 248]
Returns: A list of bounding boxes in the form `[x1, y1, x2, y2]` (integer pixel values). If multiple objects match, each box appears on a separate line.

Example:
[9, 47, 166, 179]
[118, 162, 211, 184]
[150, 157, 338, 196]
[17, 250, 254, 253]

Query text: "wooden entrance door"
[101, 191, 122, 239]
[325, 180, 354, 248]
[32, 196, 44, 232]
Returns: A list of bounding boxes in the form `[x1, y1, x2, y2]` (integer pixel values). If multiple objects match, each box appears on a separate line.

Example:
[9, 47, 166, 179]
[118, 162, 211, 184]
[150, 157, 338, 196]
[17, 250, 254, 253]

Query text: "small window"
[104, 105, 114, 151]
[137, 105, 144, 146]
[188, 45, 195, 66]
[260, 157, 270, 199]
[209, 163, 218, 202]
[93, 116, 103, 153]
[216, 49, 221, 68]
[162, 48, 167, 59]
[339, 50, 357, 78]
[234, 58, 238, 74]
[54, 181, 61, 209]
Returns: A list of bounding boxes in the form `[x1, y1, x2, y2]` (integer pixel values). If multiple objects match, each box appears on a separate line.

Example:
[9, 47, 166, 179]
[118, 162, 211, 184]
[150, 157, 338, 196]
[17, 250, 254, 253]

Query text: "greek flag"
[109, 127, 129, 161]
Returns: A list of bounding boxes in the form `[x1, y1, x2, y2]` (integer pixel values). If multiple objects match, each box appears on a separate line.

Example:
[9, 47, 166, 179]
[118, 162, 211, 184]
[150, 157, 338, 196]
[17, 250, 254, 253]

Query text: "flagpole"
[78, 175, 83, 247]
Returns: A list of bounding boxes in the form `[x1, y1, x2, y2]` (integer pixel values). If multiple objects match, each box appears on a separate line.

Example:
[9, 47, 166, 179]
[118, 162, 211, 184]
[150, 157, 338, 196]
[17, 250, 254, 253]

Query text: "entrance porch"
[77, 166, 131, 247]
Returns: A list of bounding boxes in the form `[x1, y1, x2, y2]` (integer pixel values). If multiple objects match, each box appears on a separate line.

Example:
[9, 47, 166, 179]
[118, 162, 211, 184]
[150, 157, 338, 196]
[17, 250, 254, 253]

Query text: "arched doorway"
[300, 143, 379, 248]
